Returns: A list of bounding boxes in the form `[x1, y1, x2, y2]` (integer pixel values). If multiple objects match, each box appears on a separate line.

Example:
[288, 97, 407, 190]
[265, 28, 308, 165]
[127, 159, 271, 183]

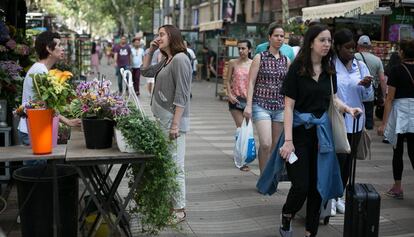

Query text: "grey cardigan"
[141, 52, 192, 131]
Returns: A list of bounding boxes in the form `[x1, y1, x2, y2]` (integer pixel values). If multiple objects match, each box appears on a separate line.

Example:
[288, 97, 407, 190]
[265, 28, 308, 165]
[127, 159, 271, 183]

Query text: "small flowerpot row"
[27, 113, 135, 153]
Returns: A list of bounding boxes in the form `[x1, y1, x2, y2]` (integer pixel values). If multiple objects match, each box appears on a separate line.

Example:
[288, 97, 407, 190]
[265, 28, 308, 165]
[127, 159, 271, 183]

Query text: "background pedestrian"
[332, 28, 374, 215]
[243, 23, 289, 175]
[379, 39, 414, 200]
[355, 35, 386, 130]
[131, 36, 144, 96]
[226, 39, 253, 172]
[91, 41, 100, 75]
[113, 35, 132, 94]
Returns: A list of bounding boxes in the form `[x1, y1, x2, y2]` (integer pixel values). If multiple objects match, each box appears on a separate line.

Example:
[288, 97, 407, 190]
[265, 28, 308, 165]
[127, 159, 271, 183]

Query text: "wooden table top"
[65, 131, 153, 164]
[0, 145, 66, 162]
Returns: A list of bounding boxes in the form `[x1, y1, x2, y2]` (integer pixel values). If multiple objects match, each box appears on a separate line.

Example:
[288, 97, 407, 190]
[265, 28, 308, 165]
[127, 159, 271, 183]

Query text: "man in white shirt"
[131, 37, 145, 96]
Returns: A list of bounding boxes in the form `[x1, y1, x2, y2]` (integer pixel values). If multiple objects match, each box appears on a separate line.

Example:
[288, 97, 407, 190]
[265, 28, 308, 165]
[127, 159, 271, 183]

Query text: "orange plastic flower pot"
[27, 109, 53, 155]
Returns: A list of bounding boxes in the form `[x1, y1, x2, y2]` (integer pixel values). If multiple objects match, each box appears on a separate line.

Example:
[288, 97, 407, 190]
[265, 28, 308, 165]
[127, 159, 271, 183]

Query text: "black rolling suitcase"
[343, 116, 381, 237]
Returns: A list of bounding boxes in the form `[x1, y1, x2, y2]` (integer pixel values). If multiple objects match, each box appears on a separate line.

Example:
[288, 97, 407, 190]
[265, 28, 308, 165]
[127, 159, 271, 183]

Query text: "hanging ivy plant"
[115, 110, 179, 234]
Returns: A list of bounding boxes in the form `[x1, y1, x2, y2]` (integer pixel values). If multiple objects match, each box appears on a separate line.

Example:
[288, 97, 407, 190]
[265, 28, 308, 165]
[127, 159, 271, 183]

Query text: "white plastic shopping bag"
[233, 118, 257, 168]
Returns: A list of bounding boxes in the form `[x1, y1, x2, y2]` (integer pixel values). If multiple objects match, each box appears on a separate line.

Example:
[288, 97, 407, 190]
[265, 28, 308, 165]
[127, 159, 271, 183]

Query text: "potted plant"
[73, 79, 129, 149]
[115, 109, 179, 234]
[28, 69, 75, 151]
[12, 69, 75, 154]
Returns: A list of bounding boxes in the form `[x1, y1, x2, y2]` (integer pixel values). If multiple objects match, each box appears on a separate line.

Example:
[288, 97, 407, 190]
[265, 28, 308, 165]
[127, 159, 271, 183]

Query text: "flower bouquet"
[72, 78, 129, 149]
[23, 69, 75, 154]
[31, 69, 75, 114]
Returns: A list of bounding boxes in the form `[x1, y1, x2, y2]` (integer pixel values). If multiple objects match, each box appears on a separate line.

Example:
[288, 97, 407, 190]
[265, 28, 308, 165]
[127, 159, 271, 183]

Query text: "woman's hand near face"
[149, 40, 159, 53]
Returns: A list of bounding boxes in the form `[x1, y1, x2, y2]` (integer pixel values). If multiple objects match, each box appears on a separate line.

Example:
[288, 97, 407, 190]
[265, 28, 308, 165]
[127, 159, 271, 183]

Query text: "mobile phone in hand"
[288, 152, 298, 164]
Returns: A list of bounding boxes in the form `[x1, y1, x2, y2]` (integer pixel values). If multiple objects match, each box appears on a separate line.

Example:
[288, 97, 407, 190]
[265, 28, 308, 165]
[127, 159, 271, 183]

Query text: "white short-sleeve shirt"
[18, 62, 48, 134]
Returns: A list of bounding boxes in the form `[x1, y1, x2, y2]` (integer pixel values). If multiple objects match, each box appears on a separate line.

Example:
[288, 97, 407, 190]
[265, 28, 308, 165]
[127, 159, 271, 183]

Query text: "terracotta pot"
[26, 109, 53, 155]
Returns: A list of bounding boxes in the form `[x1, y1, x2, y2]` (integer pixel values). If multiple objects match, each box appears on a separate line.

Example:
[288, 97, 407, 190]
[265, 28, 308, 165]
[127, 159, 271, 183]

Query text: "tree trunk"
[110, 0, 129, 35]
[259, 0, 264, 22]
[281, 0, 289, 24]
[131, 7, 137, 34]
[269, 0, 274, 22]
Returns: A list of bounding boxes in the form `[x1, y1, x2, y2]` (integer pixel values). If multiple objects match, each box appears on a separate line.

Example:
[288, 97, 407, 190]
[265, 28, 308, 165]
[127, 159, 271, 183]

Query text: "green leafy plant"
[31, 69, 75, 114]
[115, 110, 179, 234]
[284, 22, 308, 36]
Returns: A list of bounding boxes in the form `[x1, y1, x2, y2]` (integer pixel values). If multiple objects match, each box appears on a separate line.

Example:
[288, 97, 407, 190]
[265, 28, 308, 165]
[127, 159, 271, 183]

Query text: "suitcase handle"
[349, 114, 362, 188]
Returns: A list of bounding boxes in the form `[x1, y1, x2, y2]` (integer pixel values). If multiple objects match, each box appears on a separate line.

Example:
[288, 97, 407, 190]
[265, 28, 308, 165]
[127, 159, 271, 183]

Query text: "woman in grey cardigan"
[141, 24, 192, 223]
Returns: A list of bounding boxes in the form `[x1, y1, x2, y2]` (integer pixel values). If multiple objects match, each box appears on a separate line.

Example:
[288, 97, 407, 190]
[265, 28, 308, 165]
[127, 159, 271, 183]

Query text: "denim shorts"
[228, 97, 247, 111]
[252, 103, 284, 122]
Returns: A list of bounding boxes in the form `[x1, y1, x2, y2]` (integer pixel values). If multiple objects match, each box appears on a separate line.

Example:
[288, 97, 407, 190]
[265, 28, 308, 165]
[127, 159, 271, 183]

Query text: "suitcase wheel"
[323, 216, 330, 225]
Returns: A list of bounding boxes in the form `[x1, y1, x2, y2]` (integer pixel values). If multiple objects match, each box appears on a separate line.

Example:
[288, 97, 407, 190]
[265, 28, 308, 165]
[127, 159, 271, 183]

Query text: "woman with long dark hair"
[379, 39, 414, 199]
[278, 24, 361, 237]
[141, 25, 192, 223]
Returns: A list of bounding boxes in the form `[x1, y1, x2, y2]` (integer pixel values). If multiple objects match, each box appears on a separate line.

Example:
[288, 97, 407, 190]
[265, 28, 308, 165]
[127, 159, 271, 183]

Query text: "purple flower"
[81, 104, 89, 112]
[0, 60, 23, 80]
[14, 44, 30, 55]
[76, 78, 129, 119]
[5, 39, 16, 50]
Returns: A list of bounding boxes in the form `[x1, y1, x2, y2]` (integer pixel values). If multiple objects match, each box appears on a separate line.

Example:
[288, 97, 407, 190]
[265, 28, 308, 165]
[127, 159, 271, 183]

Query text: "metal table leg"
[52, 161, 61, 237]
[113, 162, 146, 228]
[75, 166, 120, 237]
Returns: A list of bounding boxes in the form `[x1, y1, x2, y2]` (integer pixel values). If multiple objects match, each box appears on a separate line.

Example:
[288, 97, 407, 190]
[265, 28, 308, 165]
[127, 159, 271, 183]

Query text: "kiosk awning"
[302, 0, 379, 21]
[199, 20, 223, 32]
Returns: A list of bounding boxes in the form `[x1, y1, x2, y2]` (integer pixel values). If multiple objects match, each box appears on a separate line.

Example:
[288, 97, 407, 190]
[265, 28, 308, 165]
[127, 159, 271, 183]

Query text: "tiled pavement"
[130, 75, 414, 237]
[1, 60, 413, 237]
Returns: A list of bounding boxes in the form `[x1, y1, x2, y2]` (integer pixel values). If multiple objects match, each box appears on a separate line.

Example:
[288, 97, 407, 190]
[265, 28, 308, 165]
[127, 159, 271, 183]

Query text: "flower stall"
[0, 20, 35, 146]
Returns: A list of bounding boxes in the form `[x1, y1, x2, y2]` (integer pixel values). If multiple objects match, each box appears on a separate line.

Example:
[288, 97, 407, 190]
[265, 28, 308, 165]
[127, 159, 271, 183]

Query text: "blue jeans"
[18, 131, 47, 166]
[116, 65, 129, 93]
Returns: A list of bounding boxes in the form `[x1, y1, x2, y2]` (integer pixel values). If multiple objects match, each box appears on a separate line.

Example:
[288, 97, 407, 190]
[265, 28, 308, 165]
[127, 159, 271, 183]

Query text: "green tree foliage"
[48, 0, 159, 36]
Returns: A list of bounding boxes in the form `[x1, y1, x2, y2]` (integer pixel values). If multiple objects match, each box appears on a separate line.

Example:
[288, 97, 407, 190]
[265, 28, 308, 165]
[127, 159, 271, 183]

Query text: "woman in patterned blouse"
[244, 22, 290, 175]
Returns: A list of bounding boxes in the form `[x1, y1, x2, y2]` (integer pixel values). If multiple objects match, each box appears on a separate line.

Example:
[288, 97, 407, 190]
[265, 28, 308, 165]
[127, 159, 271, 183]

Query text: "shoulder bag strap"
[330, 74, 335, 101]
[358, 52, 367, 65]
[401, 63, 414, 87]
